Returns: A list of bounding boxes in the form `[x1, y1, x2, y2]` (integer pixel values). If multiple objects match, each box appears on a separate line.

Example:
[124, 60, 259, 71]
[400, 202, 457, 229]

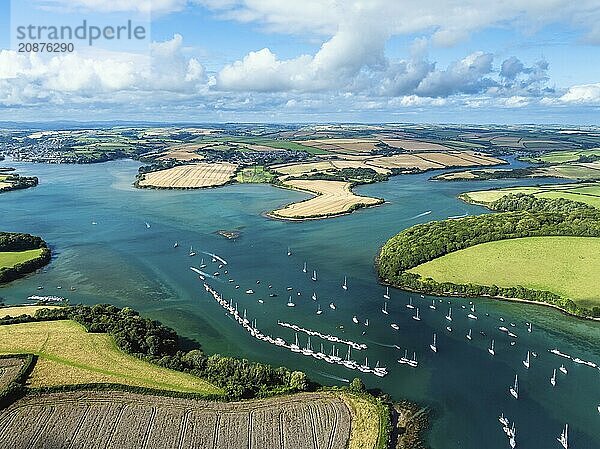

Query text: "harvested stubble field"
[0, 305, 61, 319]
[156, 143, 211, 161]
[381, 139, 452, 151]
[295, 139, 379, 154]
[0, 320, 221, 394]
[0, 357, 24, 390]
[138, 162, 238, 188]
[271, 180, 382, 219]
[0, 390, 352, 449]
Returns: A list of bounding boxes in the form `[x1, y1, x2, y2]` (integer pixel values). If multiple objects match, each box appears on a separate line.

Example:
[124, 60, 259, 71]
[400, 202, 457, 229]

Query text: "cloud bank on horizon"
[1, 0, 600, 123]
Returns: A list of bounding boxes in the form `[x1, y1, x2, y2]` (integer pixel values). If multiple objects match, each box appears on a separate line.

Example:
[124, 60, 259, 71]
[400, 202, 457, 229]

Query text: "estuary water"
[1, 159, 598, 449]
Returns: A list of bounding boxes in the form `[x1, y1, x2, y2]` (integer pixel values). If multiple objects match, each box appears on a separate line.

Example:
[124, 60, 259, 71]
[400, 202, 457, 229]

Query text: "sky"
[1, 0, 600, 124]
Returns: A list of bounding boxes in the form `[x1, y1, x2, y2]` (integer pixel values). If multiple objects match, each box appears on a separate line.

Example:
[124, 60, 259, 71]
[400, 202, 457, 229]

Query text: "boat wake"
[315, 371, 350, 383]
[407, 210, 432, 220]
[203, 251, 228, 265]
[371, 341, 400, 349]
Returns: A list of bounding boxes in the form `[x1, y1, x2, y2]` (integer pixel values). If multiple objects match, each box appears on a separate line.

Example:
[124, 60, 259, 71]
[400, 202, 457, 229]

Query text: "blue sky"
[1, 0, 600, 124]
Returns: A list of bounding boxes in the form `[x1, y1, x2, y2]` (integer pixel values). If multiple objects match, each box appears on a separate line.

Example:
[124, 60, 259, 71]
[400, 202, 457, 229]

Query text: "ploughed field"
[137, 162, 238, 188]
[0, 320, 221, 394]
[271, 180, 382, 219]
[462, 182, 600, 209]
[0, 357, 25, 390]
[0, 390, 351, 449]
[0, 249, 43, 269]
[409, 236, 600, 308]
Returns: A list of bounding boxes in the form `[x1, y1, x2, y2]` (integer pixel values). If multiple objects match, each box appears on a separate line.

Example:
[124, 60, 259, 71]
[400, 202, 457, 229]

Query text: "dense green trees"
[0, 232, 51, 284]
[3, 304, 309, 399]
[378, 194, 600, 318]
[0, 174, 38, 192]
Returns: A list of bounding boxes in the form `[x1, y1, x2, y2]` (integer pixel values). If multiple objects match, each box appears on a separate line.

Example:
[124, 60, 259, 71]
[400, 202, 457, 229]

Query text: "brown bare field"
[0, 391, 352, 449]
[138, 163, 238, 188]
[271, 180, 382, 219]
[0, 357, 25, 390]
[0, 305, 61, 319]
[156, 143, 215, 161]
[381, 139, 452, 151]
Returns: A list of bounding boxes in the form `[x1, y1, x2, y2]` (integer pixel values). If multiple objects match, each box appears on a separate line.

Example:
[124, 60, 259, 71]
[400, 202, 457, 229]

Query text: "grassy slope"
[409, 236, 600, 308]
[0, 249, 43, 269]
[0, 320, 222, 395]
[342, 393, 382, 449]
[236, 165, 277, 183]
[463, 182, 600, 209]
[521, 148, 600, 163]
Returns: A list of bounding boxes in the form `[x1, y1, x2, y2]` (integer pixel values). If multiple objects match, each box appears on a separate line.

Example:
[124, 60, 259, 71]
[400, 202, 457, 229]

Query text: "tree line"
[378, 194, 600, 318]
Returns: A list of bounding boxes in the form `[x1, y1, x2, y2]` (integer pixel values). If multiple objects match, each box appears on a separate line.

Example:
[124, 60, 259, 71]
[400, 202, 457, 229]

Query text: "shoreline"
[379, 278, 600, 322]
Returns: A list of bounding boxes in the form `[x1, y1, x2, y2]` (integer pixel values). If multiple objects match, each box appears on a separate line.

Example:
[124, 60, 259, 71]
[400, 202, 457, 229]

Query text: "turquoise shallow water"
[1, 159, 599, 449]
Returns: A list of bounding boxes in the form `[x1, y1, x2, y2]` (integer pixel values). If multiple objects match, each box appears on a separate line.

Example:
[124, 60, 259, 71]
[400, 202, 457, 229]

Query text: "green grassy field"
[462, 182, 600, 208]
[236, 165, 277, 183]
[0, 320, 222, 394]
[409, 236, 600, 308]
[0, 249, 43, 269]
[521, 148, 600, 163]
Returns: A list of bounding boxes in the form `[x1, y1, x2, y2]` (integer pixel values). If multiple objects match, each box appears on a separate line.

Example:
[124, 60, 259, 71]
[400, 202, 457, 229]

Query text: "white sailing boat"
[445, 307, 452, 321]
[406, 297, 415, 309]
[290, 333, 300, 352]
[199, 257, 206, 268]
[509, 424, 517, 449]
[352, 315, 359, 324]
[407, 352, 418, 367]
[302, 262, 307, 273]
[527, 322, 532, 333]
[329, 302, 336, 310]
[466, 328, 472, 340]
[364, 318, 369, 326]
[311, 270, 317, 281]
[312, 292, 317, 301]
[382, 301, 389, 315]
[523, 351, 530, 369]
[559, 364, 568, 375]
[467, 304, 477, 320]
[384, 287, 390, 300]
[550, 368, 556, 387]
[398, 349, 409, 365]
[557, 424, 568, 449]
[429, 299, 436, 310]
[488, 339, 495, 356]
[145, 222, 151, 229]
[287, 247, 292, 256]
[287, 296, 296, 307]
[412, 307, 421, 321]
[509, 374, 519, 399]
[499, 412, 509, 427]
[430, 333, 437, 352]
[342, 276, 348, 290]
[391, 323, 399, 330]
[316, 304, 323, 315]
[189, 246, 196, 257]
[173, 241, 179, 248]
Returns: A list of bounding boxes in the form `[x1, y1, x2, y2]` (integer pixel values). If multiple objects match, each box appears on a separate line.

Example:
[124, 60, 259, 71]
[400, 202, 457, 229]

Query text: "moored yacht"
[559, 364, 568, 375]
[287, 296, 296, 307]
[509, 374, 519, 399]
[429, 299, 436, 310]
[406, 297, 415, 309]
[382, 301, 389, 315]
[391, 323, 399, 330]
[557, 424, 568, 449]
[488, 339, 495, 356]
[342, 276, 348, 290]
[412, 307, 421, 321]
[550, 368, 557, 387]
[384, 287, 390, 300]
[430, 333, 437, 352]
[311, 270, 317, 281]
[466, 328, 472, 340]
[316, 304, 323, 315]
[352, 315, 359, 324]
[445, 307, 452, 321]
[523, 351, 530, 369]
[287, 247, 292, 256]
[329, 302, 336, 310]
[302, 262, 307, 273]
[173, 241, 179, 248]
[189, 246, 196, 257]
